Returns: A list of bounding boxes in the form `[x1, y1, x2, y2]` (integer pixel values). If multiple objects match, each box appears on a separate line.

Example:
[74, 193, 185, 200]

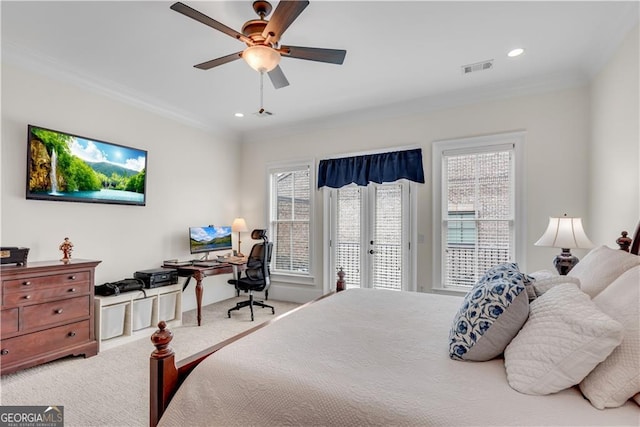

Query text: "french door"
[326, 182, 413, 291]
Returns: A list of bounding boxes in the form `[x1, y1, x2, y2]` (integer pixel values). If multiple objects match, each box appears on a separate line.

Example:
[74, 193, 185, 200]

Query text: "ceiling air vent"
[462, 59, 494, 75]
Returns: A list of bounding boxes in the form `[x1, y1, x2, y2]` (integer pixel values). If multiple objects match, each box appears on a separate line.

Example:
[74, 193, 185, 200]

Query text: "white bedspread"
[159, 288, 639, 426]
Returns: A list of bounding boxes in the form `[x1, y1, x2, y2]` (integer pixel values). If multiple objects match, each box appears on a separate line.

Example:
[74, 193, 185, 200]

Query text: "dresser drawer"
[0, 320, 90, 366]
[3, 271, 90, 293]
[22, 296, 90, 330]
[1, 308, 19, 337]
[3, 282, 91, 307]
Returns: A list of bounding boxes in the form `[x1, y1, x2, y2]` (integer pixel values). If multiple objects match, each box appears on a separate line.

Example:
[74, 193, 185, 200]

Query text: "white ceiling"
[2, 1, 638, 142]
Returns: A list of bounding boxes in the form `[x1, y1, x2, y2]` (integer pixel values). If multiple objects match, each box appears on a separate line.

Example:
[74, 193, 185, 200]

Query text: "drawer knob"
[22, 281, 31, 286]
[0, 349, 8, 355]
[55, 308, 64, 314]
[69, 288, 77, 293]
[69, 275, 77, 280]
[67, 332, 76, 337]
[23, 295, 32, 300]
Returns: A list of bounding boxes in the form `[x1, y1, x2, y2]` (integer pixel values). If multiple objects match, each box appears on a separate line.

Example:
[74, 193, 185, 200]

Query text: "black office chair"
[227, 229, 275, 321]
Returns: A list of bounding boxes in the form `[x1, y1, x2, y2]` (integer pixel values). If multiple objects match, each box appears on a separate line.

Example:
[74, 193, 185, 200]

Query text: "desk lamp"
[232, 218, 249, 257]
[534, 214, 594, 275]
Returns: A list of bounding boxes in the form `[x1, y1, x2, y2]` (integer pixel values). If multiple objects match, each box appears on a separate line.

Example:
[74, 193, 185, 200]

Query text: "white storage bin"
[101, 303, 127, 340]
[132, 297, 154, 331]
[159, 292, 178, 322]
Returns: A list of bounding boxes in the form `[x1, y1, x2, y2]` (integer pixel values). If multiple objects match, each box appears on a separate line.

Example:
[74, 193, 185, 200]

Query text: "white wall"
[238, 86, 592, 301]
[1, 63, 241, 311]
[3, 24, 636, 308]
[589, 24, 640, 244]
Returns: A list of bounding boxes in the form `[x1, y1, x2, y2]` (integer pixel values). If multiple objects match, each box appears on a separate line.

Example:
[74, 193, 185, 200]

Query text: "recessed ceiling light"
[508, 48, 524, 58]
[234, 113, 244, 118]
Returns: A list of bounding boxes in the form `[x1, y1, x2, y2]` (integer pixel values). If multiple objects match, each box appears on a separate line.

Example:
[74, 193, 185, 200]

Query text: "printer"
[134, 268, 178, 289]
[0, 247, 29, 265]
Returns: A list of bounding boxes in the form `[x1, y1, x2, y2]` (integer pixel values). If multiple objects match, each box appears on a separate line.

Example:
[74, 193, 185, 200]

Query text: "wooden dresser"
[0, 259, 101, 375]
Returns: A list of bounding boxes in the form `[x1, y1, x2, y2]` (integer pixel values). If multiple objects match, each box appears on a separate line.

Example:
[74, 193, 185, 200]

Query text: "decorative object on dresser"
[534, 214, 594, 275]
[0, 259, 101, 375]
[0, 247, 29, 265]
[59, 237, 73, 262]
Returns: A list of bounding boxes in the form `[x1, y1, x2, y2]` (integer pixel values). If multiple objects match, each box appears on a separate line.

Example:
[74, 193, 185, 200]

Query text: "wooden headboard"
[631, 222, 640, 255]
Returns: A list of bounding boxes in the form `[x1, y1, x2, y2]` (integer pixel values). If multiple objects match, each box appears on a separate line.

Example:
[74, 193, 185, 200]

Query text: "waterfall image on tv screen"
[26, 125, 147, 206]
[189, 226, 232, 254]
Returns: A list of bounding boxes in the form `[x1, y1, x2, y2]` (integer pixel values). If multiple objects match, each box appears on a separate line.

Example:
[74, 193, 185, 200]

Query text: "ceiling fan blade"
[170, 2, 252, 44]
[194, 52, 243, 70]
[279, 45, 346, 64]
[261, 0, 309, 44]
[267, 65, 290, 89]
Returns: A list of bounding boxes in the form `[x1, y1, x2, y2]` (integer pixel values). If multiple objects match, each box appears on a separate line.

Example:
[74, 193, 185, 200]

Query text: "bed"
[150, 223, 640, 426]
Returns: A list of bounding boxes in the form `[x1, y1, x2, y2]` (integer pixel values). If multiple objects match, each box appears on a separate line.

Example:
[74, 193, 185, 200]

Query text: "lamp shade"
[534, 215, 594, 249]
[232, 217, 248, 233]
[242, 45, 281, 73]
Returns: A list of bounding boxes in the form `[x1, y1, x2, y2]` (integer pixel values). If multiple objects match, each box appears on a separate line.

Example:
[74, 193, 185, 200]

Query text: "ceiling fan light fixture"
[242, 45, 281, 72]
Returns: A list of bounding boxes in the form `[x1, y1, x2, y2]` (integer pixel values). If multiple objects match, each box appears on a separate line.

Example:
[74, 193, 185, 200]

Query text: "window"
[268, 162, 313, 276]
[432, 132, 525, 290]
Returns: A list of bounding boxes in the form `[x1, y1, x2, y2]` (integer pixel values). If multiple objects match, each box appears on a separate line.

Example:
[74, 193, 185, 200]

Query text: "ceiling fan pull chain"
[260, 71, 265, 110]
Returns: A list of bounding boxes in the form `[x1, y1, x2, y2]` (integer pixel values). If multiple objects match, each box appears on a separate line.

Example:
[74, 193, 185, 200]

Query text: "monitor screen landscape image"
[189, 226, 233, 254]
[26, 125, 147, 206]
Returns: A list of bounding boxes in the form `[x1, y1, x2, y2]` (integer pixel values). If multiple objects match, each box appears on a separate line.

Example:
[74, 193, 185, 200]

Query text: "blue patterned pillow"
[477, 262, 536, 301]
[449, 264, 531, 361]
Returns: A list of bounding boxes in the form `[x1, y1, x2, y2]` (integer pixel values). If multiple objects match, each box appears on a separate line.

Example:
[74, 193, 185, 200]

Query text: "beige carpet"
[0, 296, 300, 427]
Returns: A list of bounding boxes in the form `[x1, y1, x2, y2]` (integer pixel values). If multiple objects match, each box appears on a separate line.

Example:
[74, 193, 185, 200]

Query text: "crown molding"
[2, 39, 239, 142]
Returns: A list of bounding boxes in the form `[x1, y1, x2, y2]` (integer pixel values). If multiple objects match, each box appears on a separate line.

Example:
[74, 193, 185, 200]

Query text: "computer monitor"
[189, 225, 232, 255]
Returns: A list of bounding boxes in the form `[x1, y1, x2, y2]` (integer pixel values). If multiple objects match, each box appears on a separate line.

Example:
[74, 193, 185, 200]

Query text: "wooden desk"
[162, 261, 244, 326]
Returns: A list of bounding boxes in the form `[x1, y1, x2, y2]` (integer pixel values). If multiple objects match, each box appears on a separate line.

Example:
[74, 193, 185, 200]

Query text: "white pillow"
[504, 283, 623, 395]
[580, 265, 640, 409]
[529, 269, 581, 296]
[567, 245, 640, 298]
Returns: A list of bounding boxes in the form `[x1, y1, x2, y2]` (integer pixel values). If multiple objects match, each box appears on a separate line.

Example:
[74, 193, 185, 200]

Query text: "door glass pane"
[336, 187, 361, 289]
[372, 184, 402, 290]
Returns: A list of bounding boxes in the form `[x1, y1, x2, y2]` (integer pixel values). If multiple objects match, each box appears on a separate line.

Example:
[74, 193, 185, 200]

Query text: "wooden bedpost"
[150, 321, 178, 427]
[336, 267, 346, 292]
[617, 231, 632, 252]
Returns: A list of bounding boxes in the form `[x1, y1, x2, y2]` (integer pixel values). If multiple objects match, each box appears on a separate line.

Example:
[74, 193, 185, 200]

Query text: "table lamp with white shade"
[534, 214, 594, 275]
[232, 218, 249, 257]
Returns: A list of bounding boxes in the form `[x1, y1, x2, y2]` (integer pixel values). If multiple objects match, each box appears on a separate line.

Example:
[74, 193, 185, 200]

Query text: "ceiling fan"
[170, 1, 347, 89]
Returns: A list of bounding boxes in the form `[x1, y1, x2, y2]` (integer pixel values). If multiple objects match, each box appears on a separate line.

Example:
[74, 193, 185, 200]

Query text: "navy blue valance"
[317, 148, 425, 189]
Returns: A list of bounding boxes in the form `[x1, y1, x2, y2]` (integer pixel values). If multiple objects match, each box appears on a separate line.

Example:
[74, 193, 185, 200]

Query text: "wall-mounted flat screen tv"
[189, 226, 232, 254]
[26, 125, 147, 206]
